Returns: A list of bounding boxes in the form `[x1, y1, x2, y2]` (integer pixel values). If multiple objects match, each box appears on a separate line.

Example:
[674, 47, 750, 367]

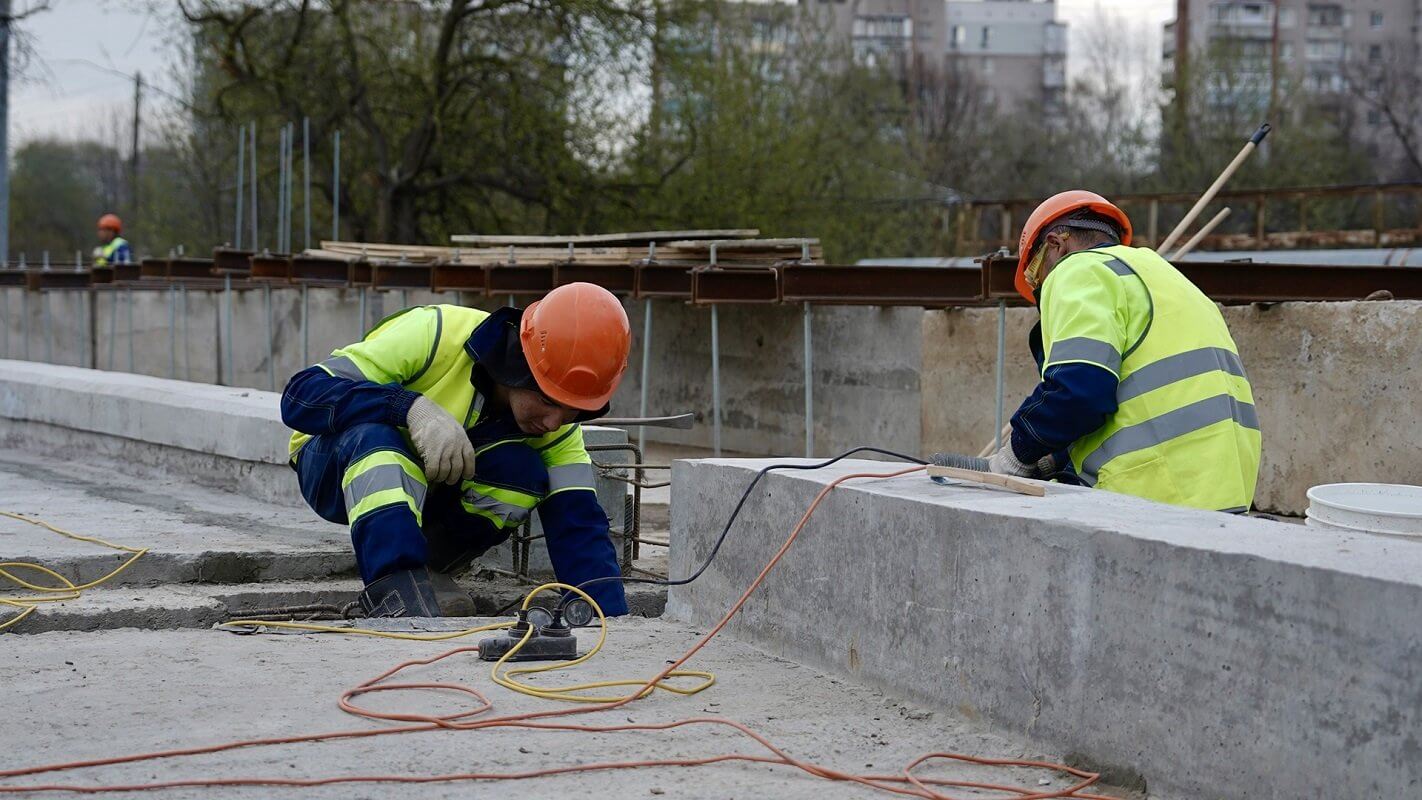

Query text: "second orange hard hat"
[520, 282, 631, 411]
[98, 213, 123, 233]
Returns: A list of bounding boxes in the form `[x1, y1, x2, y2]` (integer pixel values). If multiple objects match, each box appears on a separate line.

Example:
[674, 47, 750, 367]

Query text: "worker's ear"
[1043, 230, 1070, 259]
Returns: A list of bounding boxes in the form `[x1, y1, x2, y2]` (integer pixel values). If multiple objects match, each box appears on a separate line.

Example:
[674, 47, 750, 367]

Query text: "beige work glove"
[406, 396, 476, 485]
[987, 442, 1036, 477]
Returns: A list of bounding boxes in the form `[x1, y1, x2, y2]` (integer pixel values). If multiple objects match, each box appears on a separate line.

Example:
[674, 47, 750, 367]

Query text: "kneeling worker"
[988, 190, 1261, 512]
[281, 283, 632, 616]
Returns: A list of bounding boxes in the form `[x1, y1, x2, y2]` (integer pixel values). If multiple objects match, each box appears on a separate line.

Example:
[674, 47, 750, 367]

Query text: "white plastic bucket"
[1305, 483, 1422, 537]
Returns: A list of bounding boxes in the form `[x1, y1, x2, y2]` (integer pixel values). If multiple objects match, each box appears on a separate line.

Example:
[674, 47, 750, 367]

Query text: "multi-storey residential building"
[944, 0, 1067, 113]
[802, 0, 1066, 112]
[1164, 0, 1422, 175]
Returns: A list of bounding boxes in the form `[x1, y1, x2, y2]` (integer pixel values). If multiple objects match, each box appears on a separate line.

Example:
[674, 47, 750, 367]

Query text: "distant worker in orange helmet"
[991, 190, 1261, 512]
[281, 283, 633, 616]
[93, 214, 132, 267]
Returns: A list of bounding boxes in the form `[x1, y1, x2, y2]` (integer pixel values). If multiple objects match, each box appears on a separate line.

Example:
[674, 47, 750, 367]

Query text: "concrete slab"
[668, 458, 1422, 799]
[0, 620, 1143, 799]
[0, 448, 352, 587]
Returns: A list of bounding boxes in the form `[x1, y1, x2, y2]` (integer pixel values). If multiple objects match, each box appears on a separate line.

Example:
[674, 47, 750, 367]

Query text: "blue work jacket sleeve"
[1009, 362, 1119, 463]
[280, 366, 420, 436]
[538, 489, 629, 616]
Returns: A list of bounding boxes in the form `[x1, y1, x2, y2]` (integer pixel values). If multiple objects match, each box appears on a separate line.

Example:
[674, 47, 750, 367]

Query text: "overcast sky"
[9, 0, 1180, 144]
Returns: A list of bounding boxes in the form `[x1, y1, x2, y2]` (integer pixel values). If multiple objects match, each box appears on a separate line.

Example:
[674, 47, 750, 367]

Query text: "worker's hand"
[405, 396, 476, 485]
[987, 442, 1036, 477]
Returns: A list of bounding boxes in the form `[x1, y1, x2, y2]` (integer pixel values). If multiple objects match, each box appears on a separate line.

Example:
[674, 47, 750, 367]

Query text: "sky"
[8, 0, 1181, 144]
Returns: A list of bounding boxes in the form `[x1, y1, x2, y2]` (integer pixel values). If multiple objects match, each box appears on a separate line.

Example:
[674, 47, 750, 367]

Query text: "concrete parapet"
[667, 458, 1422, 798]
[0, 360, 629, 575]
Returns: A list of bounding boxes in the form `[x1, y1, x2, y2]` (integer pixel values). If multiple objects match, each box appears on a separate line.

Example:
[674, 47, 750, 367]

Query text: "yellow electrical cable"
[0, 511, 150, 633]
[489, 582, 715, 703]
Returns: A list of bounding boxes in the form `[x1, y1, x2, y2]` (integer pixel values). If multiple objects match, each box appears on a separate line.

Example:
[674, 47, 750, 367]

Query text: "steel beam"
[691, 266, 779, 304]
[782, 264, 985, 307]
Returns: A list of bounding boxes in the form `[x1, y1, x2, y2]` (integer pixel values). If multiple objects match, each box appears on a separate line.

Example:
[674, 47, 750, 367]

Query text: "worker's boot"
[357, 567, 477, 618]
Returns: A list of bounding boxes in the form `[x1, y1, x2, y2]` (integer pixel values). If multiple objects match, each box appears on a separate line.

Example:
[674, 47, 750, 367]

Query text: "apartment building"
[802, 0, 1066, 111]
[1164, 0, 1422, 173]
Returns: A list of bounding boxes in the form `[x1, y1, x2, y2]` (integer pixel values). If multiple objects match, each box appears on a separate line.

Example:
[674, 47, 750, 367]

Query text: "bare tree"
[1343, 41, 1422, 179]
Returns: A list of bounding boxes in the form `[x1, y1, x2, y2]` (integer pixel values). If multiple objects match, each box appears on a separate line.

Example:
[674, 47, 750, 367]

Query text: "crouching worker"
[281, 283, 632, 617]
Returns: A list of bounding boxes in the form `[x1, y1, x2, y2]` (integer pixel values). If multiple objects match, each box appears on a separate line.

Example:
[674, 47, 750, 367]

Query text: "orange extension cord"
[0, 465, 1116, 800]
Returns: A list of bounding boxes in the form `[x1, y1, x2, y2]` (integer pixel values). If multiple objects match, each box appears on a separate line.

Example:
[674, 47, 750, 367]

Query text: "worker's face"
[507, 387, 579, 436]
[97, 228, 115, 244]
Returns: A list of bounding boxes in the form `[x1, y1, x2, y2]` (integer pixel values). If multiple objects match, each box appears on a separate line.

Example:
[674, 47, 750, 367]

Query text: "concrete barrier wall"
[6, 287, 1417, 513]
[921, 301, 1422, 514]
[667, 458, 1422, 799]
[0, 361, 628, 575]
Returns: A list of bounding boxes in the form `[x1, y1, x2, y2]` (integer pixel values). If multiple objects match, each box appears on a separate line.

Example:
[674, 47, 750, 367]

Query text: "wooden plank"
[925, 465, 1046, 497]
[449, 229, 760, 246]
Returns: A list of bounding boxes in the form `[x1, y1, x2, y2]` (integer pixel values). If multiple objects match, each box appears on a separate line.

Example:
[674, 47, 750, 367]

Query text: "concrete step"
[4, 572, 669, 634]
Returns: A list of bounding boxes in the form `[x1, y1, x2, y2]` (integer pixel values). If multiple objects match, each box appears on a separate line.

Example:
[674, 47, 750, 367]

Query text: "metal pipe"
[303, 117, 311, 251]
[40, 253, 50, 363]
[301, 284, 310, 366]
[277, 126, 287, 253]
[264, 282, 275, 391]
[223, 273, 233, 385]
[180, 284, 190, 380]
[126, 286, 134, 372]
[803, 301, 813, 458]
[168, 284, 176, 378]
[637, 298, 652, 454]
[710, 303, 721, 457]
[994, 299, 1006, 451]
[234, 122, 244, 249]
[20, 256, 28, 360]
[357, 287, 366, 339]
[250, 123, 258, 252]
[107, 287, 117, 370]
[332, 130, 340, 240]
[1, 286, 8, 358]
[286, 121, 295, 253]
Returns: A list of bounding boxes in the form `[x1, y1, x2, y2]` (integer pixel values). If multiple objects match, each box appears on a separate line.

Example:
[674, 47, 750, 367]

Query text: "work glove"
[987, 442, 1036, 477]
[406, 395, 476, 485]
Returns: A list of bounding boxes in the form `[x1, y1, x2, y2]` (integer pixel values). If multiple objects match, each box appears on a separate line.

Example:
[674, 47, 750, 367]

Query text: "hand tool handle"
[1157, 123, 1271, 254]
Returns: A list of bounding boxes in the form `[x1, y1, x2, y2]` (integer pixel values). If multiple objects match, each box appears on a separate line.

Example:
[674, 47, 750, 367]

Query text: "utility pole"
[130, 72, 142, 236]
[0, 0, 12, 267]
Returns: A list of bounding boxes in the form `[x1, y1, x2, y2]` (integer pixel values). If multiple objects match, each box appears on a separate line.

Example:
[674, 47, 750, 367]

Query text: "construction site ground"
[0, 445, 1147, 799]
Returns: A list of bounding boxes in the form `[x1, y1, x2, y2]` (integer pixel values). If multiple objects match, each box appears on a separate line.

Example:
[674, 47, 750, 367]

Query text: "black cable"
[559, 446, 927, 612]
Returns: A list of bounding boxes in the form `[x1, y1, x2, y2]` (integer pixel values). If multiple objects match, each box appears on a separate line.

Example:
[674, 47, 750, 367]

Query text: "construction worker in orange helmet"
[991, 190, 1261, 513]
[93, 214, 132, 267]
[280, 283, 633, 617]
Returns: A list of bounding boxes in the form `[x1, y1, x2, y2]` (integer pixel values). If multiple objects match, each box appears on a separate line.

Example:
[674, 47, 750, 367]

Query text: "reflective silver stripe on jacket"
[548, 463, 596, 492]
[1079, 393, 1260, 485]
[461, 489, 533, 524]
[343, 464, 427, 511]
[1116, 347, 1248, 404]
[1047, 337, 1122, 374]
[1103, 258, 1136, 277]
[319, 355, 367, 382]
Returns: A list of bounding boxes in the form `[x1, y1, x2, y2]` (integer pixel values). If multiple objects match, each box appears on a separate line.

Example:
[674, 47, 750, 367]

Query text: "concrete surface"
[667, 458, 1422, 799]
[0, 622, 1140, 799]
[921, 301, 1422, 515]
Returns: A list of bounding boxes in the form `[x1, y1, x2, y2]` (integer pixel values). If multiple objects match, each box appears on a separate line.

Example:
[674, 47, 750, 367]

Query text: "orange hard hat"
[97, 214, 123, 233]
[1014, 190, 1132, 303]
[520, 282, 631, 411]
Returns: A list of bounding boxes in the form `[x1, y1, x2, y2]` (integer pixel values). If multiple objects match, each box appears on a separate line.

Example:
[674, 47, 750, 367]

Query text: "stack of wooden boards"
[303, 229, 823, 267]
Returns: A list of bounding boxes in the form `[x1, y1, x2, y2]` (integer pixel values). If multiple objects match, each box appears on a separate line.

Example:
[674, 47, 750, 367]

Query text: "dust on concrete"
[2, 621, 1123, 800]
